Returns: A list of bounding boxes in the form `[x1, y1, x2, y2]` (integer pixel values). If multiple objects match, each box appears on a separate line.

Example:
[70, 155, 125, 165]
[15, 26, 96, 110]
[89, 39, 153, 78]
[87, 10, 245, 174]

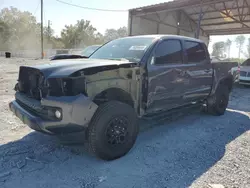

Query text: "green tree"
[0, 7, 41, 50]
[235, 35, 246, 59]
[44, 25, 54, 41]
[61, 19, 100, 48]
[104, 26, 127, 42]
[52, 37, 65, 49]
[225, 39, 232, 58]
[61, 24, 76, 48]
[0, 7, 128, 51]
[211, 41, 225, 57]
[93, 32, 104, 44]
[0, 21, 10, 50]
[0, 7, 67, 51]
[43, 25, 64, 49]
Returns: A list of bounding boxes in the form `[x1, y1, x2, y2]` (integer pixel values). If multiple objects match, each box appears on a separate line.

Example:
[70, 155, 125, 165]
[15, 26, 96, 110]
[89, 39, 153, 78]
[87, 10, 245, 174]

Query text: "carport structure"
[128, 0, 250, 45]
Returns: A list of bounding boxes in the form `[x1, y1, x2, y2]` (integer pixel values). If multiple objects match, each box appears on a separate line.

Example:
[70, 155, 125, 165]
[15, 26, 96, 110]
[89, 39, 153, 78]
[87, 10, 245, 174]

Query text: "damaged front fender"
[83, 66, 141, 113]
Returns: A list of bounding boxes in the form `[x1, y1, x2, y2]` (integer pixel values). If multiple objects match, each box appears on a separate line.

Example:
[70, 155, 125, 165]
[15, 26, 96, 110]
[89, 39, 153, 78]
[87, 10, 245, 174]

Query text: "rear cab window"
[184, 41, 207, 64]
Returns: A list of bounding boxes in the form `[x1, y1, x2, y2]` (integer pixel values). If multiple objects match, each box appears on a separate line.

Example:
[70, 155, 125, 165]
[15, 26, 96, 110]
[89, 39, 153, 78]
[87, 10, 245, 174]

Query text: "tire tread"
[87, 101, 138, 160]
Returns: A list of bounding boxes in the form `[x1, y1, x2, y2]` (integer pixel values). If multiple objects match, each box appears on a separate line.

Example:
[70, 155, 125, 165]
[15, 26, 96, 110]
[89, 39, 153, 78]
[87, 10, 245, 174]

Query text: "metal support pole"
[41, 0, 44, 59]
[128, 12, 133, 36]
[156, 23, 159, 34]
[195, 2, 203, 39]
[177, 10, 181, 35]
[48, 20, 51, 41]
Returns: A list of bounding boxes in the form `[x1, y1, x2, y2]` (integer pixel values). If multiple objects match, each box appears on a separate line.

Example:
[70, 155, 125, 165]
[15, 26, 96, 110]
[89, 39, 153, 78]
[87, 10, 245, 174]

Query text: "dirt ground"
[0, 57, 249, 188]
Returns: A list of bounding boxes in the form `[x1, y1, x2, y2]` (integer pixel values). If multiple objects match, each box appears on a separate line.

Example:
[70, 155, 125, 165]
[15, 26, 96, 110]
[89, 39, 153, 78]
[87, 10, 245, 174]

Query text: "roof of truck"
[121, 34, 205, 43]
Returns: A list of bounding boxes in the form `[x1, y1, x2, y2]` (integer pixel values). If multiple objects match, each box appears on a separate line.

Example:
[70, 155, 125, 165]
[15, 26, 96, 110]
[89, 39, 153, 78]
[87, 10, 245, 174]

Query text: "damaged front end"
[15, 66, 87, 100]
[10, 66, 98, 134]
[10, 58, 141, 135]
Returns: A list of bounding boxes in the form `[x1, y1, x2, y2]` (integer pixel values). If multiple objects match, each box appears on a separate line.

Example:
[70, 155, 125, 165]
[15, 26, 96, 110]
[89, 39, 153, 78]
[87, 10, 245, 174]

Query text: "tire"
[207, 85, 230, 116]
[87, 101, 139, 161]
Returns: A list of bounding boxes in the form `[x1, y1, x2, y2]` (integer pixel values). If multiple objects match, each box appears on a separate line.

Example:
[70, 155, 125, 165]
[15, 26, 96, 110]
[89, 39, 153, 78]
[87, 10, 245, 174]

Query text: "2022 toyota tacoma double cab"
[9, 35, 234, 160]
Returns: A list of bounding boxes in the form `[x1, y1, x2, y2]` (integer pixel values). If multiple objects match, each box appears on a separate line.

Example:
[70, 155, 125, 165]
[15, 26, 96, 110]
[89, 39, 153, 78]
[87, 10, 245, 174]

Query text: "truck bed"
[212, 61, 238, 79]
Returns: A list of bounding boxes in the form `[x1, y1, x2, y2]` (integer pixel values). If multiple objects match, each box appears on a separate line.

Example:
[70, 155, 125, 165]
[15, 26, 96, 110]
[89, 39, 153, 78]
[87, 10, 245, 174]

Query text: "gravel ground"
[0, 57, 249, 188]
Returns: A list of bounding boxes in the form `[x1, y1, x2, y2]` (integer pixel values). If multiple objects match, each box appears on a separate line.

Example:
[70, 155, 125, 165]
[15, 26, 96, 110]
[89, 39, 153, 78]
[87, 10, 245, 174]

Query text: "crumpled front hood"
[27, 58, 136, 78]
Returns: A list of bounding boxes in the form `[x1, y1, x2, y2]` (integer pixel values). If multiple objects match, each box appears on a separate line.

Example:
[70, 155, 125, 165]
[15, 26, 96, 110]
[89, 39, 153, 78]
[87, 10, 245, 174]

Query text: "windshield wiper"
[106, 58, 130, 61]
[106, 57, 140, 63]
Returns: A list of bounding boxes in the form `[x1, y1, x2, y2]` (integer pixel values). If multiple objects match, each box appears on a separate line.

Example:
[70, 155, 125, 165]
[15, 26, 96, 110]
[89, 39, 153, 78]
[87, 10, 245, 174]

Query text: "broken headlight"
[47, 76, 86, 97]
[62, 76, 86, 96]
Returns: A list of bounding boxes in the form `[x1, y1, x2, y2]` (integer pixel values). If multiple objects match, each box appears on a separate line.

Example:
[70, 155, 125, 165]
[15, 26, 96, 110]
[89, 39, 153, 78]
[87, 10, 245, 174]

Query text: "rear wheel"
[207, 85, 229, 116]
[87, 101, 139, 160]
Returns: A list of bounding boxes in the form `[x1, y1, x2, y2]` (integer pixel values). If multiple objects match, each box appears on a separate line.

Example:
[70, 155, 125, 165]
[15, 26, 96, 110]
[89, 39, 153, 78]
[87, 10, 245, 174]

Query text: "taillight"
[237, 65, 240, 72]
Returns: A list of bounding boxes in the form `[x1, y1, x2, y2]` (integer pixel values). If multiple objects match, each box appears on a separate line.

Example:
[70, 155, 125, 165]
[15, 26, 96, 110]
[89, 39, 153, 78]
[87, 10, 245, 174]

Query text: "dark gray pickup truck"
[9, 35, 234, 160]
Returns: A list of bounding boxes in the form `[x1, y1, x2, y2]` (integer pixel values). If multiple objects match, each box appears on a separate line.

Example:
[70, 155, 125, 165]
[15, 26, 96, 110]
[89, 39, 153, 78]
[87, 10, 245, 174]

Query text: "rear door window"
[185, 41, 207, 63]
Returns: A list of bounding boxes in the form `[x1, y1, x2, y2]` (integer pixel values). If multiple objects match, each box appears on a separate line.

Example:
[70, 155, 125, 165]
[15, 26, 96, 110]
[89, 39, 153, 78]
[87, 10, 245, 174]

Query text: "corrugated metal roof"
[129, 0, 214, 12]
[129, 0, 250, 35]
[129, 0, 177, 11]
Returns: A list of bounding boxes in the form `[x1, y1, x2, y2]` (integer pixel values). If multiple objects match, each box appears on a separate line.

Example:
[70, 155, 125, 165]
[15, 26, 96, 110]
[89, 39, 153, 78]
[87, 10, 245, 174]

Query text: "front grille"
[17, 66, 44, 100]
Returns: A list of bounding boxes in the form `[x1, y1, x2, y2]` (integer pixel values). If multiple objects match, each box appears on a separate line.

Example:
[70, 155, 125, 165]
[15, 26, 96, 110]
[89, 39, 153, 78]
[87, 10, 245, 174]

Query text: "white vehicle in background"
[50, 45, 102, 60]
[239, 59, 250, 86]
[81, 45, 102, 57]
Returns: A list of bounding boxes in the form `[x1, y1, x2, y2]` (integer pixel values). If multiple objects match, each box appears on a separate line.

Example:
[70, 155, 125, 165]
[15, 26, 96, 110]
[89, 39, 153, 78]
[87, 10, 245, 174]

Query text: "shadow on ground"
[228, 84, 250, 112]
[0, 109, 249, 188]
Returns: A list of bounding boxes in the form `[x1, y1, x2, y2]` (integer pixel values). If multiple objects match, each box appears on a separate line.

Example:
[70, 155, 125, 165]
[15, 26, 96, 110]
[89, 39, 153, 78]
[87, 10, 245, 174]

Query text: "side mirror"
[151, 56, 163, 65]
[150, 56, 156, 65]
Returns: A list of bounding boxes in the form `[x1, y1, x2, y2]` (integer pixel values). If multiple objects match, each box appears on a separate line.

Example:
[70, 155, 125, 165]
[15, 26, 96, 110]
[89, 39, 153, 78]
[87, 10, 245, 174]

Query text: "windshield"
[81, 45, 101, 57]
[89, 37, 155, 63]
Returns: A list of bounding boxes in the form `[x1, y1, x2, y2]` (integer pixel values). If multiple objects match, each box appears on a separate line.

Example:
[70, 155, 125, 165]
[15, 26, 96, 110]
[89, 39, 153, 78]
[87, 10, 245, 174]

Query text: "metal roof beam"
[209, 3, 250, 28]
[194, 14, 249, 21]
[137, 15, 193, 33]
[235, 0, 242, 20]
[240, 0, 246, 20]
[206, 27, 250, 35]
[189, 6, 249, 16]
[201, 20, 250, 26]
[181, 10, 208, 36]
[130, 0, 234, 16]
[242, 0, 250, 20]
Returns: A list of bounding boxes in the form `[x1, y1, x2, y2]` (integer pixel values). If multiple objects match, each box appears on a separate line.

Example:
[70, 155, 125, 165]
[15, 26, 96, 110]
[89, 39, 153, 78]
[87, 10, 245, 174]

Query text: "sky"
[0, 0, 249, 58]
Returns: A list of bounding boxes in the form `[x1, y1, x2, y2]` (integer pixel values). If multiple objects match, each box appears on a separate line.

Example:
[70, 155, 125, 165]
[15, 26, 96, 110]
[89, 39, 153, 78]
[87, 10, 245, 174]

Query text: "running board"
[142, 103, 202, 122]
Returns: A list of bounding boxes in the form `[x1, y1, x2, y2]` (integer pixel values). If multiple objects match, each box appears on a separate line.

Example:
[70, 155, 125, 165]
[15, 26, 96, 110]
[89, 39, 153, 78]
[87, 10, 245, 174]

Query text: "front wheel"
[207, 85, 230, 116]
[87, 101, 139, 161]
